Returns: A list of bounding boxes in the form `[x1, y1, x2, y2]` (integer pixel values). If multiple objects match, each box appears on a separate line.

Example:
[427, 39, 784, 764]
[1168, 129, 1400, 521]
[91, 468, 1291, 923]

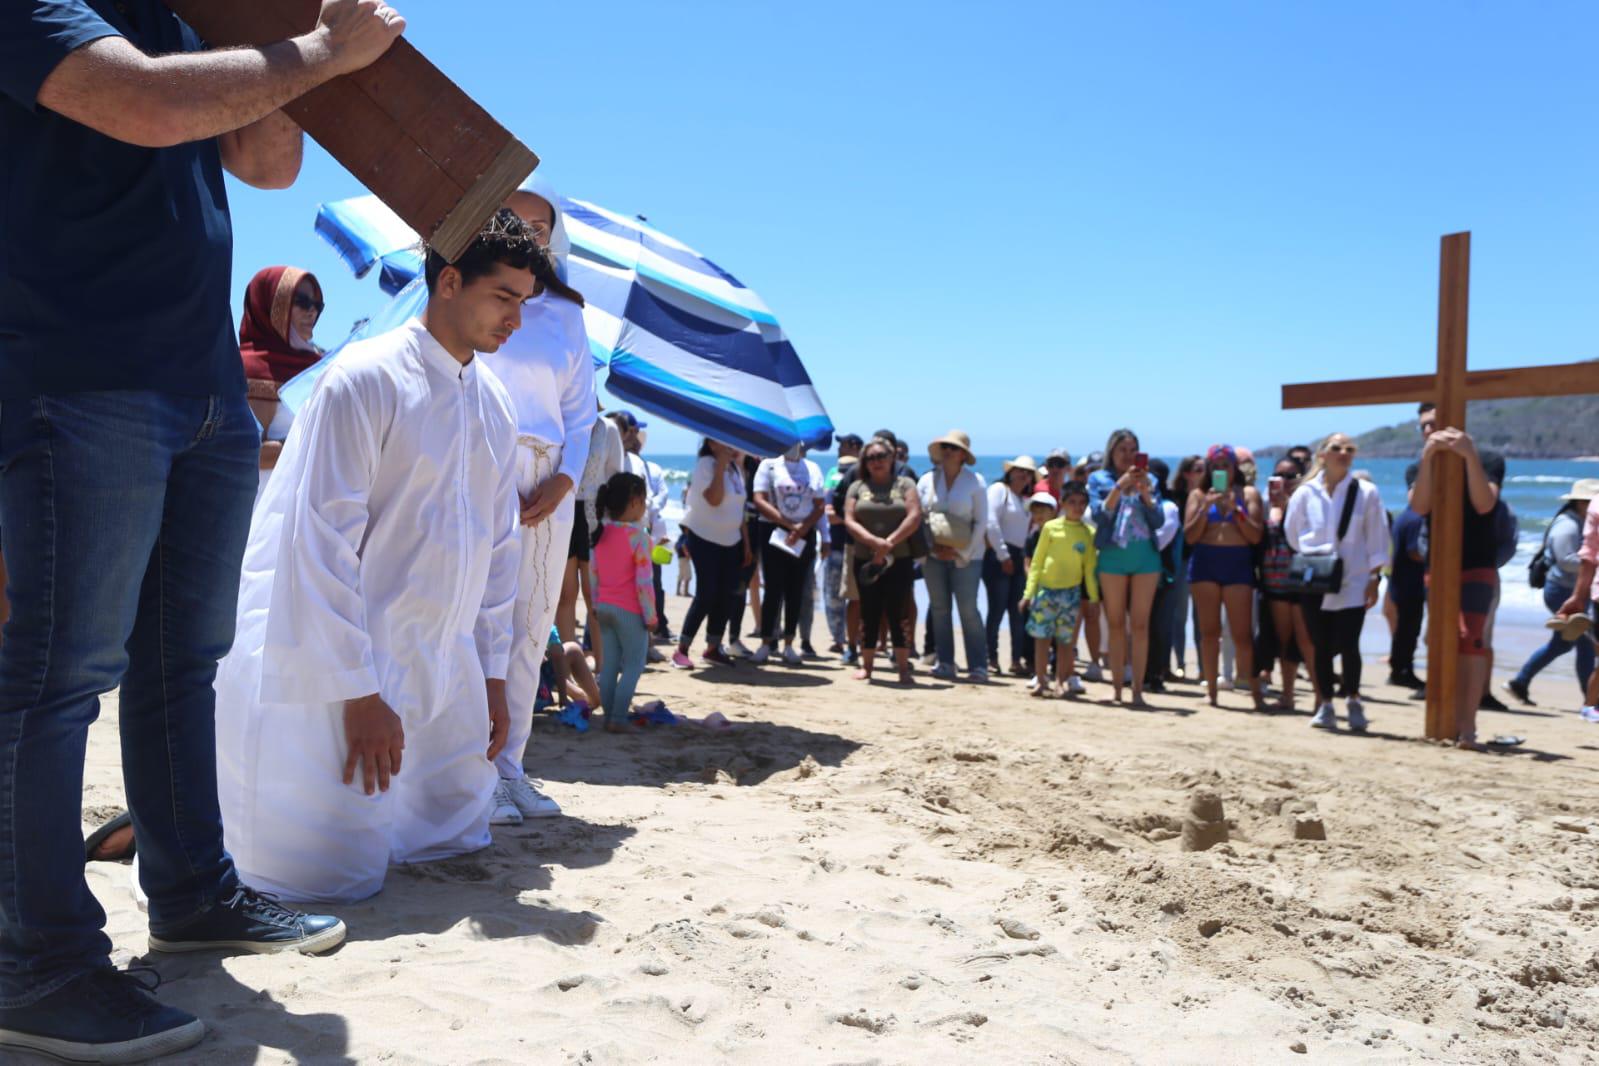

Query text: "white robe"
[480, 290, 596, 781]
[215, 319, 522, 904]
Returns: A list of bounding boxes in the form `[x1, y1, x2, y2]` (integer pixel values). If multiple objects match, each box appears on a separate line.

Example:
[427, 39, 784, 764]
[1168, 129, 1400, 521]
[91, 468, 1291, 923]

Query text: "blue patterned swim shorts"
[1026, 586, 1082, 643]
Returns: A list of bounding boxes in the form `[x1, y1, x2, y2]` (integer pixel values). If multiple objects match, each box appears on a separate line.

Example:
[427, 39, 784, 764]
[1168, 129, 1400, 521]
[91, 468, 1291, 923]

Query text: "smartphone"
[1211, 469, 1228, 493]
[1133, 452, 1149, 472]
[1268, 476, 1285, 499]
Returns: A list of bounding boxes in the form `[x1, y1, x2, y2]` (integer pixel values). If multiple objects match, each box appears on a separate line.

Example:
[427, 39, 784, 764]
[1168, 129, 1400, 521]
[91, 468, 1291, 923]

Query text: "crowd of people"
[657, 405, 1583, 756]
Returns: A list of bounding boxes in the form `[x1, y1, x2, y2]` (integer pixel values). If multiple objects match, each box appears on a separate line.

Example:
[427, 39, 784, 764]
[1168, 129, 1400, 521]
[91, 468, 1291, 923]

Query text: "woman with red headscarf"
[239, 266, 326, 472]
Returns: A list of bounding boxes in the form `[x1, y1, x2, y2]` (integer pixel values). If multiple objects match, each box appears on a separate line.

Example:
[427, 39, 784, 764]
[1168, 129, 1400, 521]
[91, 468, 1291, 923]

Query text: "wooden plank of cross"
[164, 0, 537, 261]
[1283, 232, 1599, 741]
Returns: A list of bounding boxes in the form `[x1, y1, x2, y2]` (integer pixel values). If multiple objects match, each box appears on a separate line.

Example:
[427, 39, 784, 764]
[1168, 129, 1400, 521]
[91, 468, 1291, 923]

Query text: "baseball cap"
[610, 410, 647, 430]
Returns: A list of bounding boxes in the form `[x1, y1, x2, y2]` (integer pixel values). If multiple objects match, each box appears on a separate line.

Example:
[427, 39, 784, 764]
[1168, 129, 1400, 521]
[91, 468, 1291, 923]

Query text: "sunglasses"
[865, 453, 892, 463]
[1045, 459, 1067, 469]
[1326, 444, 1357, 455]
[292, 294, 325, 314]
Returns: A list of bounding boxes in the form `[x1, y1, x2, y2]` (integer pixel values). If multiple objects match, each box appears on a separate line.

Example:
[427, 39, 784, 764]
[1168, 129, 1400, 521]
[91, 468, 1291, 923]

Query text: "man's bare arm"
[36, 0, 403, 149]
[220, 111, 304, 190]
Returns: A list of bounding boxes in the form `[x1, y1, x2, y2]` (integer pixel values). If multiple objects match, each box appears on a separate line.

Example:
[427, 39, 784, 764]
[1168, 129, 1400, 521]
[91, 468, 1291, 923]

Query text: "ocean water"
[649, 453, 1592, 681]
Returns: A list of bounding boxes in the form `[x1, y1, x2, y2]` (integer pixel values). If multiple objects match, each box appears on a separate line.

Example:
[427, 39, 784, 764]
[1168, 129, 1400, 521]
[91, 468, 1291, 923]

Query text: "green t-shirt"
[848, 475, 918, 558]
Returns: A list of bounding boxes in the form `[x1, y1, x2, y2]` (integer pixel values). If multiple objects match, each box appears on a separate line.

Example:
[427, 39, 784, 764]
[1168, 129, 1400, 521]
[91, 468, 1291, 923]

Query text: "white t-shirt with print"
[754, 457, 824, 527]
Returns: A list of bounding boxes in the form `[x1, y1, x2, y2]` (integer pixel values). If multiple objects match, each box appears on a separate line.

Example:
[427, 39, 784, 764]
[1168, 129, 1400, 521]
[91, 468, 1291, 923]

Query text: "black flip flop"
[84, 811, 137, 863]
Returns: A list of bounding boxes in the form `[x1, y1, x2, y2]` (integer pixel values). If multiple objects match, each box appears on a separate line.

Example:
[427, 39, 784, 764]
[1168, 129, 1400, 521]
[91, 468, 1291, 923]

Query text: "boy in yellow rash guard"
[1021, 481, 1099, 698]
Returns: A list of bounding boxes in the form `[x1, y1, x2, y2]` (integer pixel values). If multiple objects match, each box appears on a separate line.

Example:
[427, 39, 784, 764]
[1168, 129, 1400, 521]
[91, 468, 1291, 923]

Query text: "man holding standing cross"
[0, 1, 404, 1061]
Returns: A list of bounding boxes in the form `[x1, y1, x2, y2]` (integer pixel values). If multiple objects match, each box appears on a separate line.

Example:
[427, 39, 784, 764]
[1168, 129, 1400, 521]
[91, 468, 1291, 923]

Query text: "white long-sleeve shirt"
[621, 450, 669, 541]
[1155, 498, 1182, 551]
[645, 458, 670, 537]
[985, 481, 1031, 554]
[482, 290, 595, 486]
[576, 418, 626, 528]
[919, 467, 990, 567]
[1284, 472, 1390, 611]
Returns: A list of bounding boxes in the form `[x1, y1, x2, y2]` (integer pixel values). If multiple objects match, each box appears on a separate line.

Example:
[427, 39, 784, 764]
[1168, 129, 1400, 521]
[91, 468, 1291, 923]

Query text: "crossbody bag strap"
[1334, 479, 1361, 544]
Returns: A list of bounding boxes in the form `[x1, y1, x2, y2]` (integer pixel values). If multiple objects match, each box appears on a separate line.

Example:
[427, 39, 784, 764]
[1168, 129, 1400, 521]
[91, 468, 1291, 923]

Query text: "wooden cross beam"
[164, 0, 537, 262]
[1283, 232, 1599, 741]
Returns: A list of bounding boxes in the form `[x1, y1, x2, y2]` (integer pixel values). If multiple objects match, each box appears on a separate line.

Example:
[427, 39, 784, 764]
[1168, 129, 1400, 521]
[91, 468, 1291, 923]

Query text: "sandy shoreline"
[71, 592, 1599, 1064]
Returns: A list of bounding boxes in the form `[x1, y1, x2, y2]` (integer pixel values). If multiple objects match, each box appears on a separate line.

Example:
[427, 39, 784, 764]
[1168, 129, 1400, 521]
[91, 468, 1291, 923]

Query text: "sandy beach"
[74, 592, 1598, 1065]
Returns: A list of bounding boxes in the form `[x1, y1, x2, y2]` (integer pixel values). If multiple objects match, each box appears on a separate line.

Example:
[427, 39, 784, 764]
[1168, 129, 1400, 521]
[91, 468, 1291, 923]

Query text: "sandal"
[85, 811, 136, 863]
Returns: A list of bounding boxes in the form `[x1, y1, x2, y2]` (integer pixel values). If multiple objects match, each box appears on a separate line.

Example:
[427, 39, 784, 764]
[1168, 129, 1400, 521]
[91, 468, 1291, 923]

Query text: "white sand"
[71, 593, 1599, 1064]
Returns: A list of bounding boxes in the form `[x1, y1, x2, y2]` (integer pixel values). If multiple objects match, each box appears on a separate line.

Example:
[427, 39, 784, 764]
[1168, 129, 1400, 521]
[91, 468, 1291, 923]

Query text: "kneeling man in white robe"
[215, 211, 548, 903]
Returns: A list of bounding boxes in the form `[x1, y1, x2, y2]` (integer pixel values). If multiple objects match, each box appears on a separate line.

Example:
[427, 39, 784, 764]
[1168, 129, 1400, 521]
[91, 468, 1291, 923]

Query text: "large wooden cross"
[1283, 232, 1599, 740]
[164, 0, 537, 261]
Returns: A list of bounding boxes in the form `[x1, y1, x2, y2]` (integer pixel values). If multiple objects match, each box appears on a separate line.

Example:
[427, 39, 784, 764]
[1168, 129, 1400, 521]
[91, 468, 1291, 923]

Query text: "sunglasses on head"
[293, 294, 324, 314]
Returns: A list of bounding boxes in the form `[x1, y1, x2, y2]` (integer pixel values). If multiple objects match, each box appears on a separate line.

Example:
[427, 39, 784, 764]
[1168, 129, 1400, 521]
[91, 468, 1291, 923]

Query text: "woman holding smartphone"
[1086, 429, 1164, 706]
[1184, 444, 1265, 708]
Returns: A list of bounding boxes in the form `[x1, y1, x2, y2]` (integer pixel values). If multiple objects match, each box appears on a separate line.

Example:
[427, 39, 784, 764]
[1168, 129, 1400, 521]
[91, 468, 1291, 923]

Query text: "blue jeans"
[1168, 568, 1191, 670]
[923, 556, 986, 673]
[982, 546, 1026, 670]
[1512, 581, 1595, 694]
[0, 392, 257, 1006]
[596, 603, 648, 723]
[823, 550, 846, 646]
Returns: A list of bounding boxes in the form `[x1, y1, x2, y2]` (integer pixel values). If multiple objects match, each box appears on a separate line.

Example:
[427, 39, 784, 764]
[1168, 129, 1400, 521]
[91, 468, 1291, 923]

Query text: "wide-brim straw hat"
[928, 430, 976, 466]
[1562, 478, 1599, 501]
[1002, 454, 1039, 477]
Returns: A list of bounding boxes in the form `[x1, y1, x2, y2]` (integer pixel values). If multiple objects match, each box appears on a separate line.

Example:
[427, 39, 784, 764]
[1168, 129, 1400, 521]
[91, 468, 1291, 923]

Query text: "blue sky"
[226, 0, 1599, 457]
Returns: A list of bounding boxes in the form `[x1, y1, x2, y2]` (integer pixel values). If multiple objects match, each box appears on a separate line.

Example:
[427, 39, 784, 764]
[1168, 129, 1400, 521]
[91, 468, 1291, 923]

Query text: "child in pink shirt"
[591, 472, 658, 731]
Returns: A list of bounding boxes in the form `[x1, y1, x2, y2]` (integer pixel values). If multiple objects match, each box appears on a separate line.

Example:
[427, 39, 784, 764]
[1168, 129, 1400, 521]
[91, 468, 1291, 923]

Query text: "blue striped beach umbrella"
[293, 193, 834, 456]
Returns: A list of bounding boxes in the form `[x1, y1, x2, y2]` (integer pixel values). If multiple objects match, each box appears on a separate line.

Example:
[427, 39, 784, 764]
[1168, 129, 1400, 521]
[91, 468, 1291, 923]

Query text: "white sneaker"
[1083, 663, 1103, 683]
[751, 644, 772, 664]
[1309, 703, 1338, 731]
[502, 776, 561, 819]
[1026, 676, 1041, 691]
[490, 780, 524, 825]
[728, 640, 754, 659]
[782, 645, 803, 666]
[1066, 676, 1086, 696]
[1218, 677, 1236, 692]
[1346, 697, 1369, 733]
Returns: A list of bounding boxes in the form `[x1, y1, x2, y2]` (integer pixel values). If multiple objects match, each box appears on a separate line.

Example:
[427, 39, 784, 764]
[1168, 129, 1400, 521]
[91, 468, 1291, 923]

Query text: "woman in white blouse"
[672, 439, 752, 669]
[918, 430, 990, 682]
[983, 456, 1037, 677]
[1284, 433, 1390, 733]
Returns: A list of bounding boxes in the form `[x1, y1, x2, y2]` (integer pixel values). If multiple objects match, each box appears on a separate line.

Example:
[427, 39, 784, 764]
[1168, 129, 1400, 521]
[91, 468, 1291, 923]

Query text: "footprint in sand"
[831, 1010, 895, 1034]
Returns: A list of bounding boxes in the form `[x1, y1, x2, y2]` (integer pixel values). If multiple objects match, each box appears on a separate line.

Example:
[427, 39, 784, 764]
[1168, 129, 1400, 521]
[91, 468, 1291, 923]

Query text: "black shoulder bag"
[1286, 480, 1361, 597]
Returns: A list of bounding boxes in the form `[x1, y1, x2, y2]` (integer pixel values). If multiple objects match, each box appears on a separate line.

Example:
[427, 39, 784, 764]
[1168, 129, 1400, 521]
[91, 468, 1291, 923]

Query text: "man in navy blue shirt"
[0, 2, 405, 1060]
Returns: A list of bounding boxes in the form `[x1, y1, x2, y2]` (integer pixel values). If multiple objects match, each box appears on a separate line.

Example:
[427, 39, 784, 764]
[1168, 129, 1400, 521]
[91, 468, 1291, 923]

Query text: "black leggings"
[680, 529, 742, 649]
[1302, 599, 1365, 701]
[759, 533, 817, 645]
[858, 557, 914, 650]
